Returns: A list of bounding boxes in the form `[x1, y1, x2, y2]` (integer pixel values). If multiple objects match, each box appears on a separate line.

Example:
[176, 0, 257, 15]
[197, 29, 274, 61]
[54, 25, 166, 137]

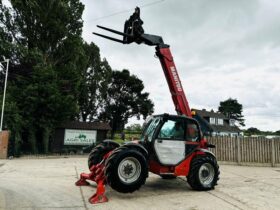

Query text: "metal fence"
[207, 136, 280, 166]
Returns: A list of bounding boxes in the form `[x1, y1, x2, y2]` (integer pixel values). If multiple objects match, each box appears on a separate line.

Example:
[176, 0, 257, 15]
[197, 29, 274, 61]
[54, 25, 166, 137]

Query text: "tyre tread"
[187, 155, 220, 191]
[88, 142, 119, 169]
[105, 146, 148, 193]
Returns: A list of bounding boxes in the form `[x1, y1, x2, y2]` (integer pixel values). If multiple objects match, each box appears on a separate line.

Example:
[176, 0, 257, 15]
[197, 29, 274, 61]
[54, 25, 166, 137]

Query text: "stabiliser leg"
[75, 173, 90, 186]
[88, 179, 108, 204]
[75, 153, 111, 204]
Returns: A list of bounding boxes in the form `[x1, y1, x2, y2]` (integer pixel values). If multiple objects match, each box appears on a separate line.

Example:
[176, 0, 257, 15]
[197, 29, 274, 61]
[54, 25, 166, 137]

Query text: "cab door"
[154, 118, 200, 166]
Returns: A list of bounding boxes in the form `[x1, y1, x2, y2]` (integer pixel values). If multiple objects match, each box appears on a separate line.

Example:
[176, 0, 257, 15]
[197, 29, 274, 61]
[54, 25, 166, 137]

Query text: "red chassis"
[149, 146, 208, 176]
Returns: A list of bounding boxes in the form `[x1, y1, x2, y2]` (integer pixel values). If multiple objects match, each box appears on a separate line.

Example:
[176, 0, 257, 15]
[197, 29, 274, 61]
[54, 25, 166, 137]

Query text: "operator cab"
[140, 114, 202, 166]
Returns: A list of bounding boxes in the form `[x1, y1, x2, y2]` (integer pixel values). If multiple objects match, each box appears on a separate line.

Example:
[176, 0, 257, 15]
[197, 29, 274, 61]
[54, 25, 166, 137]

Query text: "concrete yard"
[0, 157, 280, 210]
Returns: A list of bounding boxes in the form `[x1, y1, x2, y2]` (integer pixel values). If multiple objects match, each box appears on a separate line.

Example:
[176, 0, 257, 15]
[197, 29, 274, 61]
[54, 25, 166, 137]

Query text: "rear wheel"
[105, 146, 148, 193]
[88, 141, 119, 169]
[187, 155, 219, 191]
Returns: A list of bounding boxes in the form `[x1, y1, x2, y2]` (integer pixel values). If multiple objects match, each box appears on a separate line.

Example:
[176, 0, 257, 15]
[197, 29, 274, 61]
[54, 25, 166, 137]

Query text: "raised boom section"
[156, 46, 192, 117]
[93, 7, 192, 117]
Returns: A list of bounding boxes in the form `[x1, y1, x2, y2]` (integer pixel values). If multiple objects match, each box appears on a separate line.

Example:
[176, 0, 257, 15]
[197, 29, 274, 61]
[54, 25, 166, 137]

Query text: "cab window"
[158, 120, 185, 140]
[186, 122, 199, 142]
[157, 119, 200, 141]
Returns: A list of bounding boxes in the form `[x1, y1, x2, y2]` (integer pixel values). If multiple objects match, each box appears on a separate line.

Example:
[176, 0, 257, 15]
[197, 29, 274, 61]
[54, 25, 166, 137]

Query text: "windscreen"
[140, 117, 160, 142]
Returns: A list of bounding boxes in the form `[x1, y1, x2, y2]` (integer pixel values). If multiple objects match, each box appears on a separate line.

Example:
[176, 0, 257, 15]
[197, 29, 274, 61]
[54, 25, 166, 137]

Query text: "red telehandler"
[76, 7, 219, 204]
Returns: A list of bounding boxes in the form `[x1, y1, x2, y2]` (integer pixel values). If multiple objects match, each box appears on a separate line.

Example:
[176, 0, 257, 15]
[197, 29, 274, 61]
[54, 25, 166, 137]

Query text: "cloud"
[81, 0, 280, 131]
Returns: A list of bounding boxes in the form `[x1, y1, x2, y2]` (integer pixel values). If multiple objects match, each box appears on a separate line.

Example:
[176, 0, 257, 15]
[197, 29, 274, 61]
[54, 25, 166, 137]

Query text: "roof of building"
[192, 109, 241, 133]
[192, 109, 227, 119]
[57, 121, 111, 130]
[210, 124, 241, 133]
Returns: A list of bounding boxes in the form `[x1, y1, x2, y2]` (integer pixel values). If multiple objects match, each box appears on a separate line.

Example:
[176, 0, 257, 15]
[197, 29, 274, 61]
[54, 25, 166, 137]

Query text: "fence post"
[236, 136, 241, 165]
[271, 139, 275, 167]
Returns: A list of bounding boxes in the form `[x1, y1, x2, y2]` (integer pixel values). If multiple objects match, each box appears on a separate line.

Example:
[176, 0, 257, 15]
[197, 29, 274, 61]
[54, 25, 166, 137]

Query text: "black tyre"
[105, 146, 148, 193]
[160, 174, 177, 179]
[187, 155, 220, 191]
[88, 141, 119, 169]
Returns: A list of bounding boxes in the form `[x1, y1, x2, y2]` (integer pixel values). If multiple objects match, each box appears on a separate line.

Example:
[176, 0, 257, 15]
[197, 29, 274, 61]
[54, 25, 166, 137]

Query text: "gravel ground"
[0, 157, 280, 210]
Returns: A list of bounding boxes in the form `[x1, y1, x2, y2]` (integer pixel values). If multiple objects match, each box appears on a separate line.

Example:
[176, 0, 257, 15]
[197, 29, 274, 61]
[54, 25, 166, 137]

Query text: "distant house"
[192, 109, 242, 137]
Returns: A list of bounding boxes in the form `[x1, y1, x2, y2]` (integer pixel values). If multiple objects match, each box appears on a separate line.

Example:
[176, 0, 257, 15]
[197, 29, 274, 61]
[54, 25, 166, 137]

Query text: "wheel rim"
[198, 163, 215, 186]
[118, 157, 141, 184]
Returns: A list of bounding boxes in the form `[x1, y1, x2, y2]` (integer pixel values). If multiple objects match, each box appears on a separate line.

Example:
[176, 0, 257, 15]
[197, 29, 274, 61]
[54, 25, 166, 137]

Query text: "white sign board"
[64, 129, 97, 145]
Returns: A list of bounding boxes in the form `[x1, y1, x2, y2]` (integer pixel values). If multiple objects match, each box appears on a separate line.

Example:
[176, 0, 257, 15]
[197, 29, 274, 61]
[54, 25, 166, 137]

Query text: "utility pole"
[0, 59, 9, 131]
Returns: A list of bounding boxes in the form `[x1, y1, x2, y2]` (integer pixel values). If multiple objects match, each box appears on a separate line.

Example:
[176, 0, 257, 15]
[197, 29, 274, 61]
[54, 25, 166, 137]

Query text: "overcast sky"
[80, 0, 280, 131]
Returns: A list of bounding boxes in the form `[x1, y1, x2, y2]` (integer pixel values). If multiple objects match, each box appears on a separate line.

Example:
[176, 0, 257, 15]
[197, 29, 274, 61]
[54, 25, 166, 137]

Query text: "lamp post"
[0, 59, 9, 131]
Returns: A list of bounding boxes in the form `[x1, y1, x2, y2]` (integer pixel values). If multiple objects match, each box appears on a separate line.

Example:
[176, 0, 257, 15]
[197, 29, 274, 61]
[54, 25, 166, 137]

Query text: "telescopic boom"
[93, 7, 192, 117]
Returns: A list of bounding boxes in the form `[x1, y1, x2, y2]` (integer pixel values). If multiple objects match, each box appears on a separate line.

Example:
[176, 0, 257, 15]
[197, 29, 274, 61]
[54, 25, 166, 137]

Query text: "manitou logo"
[170, 66, 182, 92]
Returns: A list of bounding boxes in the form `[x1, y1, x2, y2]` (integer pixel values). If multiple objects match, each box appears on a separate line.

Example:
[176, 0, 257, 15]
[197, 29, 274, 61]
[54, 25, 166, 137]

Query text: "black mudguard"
[196, 148, 216, 158]
[122, 142, 148, 159]
[102, 139, 120, 148]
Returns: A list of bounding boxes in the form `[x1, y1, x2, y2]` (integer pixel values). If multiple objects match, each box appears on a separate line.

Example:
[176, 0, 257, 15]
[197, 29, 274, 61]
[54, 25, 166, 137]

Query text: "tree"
[0, 0, 86, 154]
[218, 98, 245, 126]
[126, 124, 142, 132]
[274, 130, 280, 136]
[99, 69, 154, 137]
[78, 42, 112, 122]
[0, 0, 154, 154]
[244, 127, 262, 136]
[0, 93, 23, 157]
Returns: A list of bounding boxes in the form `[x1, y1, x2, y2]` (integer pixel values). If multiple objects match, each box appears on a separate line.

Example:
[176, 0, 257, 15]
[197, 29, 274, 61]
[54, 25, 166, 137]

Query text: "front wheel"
[88, 141, 119, 169]
[187, 155, 219, 191]
[105, 146, 148, 193]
